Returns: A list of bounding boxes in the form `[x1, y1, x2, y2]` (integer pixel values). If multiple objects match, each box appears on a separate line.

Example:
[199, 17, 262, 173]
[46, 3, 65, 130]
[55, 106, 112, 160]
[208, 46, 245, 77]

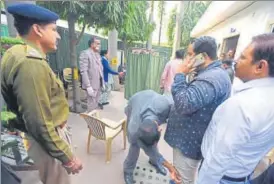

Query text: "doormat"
[133, 161, 171, 184]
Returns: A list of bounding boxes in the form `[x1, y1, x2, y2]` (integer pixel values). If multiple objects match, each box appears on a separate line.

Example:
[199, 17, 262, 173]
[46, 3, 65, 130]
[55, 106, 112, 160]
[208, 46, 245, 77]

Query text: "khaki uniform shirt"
[1, 42, 73, 164]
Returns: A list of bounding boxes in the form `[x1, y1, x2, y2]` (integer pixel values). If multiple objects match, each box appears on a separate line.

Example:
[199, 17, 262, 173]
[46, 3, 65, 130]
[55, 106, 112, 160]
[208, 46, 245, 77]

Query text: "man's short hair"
[138, 120, 160, 146]
[100, 50, 108, 57]
[251, 33, 274, 77]
[222, 59, 234, 67]
[88, 36, 99, 47]
[193, 36, 217, 60]
[175, 49, 185, 59]
[13, 14, 54, 36]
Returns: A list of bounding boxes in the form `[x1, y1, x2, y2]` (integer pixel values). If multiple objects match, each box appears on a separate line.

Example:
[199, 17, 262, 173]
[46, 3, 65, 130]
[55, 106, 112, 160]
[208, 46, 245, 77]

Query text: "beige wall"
[196, 1, 274, 59]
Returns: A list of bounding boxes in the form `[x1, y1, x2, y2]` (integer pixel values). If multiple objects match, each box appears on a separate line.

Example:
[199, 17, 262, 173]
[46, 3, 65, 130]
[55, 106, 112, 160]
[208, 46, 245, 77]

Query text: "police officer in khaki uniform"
[1, 4, 82, 184]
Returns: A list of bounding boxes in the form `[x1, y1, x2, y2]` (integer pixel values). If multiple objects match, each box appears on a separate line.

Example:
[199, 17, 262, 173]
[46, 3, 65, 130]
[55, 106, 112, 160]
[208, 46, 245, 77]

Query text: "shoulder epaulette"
[26, 48, 43, 60]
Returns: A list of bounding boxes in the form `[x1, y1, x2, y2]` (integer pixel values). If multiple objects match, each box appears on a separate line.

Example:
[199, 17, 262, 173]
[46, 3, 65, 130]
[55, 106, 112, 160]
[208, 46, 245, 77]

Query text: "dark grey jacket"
[125, 90, 172, 143]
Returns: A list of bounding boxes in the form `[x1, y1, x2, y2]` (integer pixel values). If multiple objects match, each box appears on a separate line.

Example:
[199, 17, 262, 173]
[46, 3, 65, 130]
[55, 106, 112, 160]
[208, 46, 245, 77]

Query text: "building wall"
[200, 1, 274, 58]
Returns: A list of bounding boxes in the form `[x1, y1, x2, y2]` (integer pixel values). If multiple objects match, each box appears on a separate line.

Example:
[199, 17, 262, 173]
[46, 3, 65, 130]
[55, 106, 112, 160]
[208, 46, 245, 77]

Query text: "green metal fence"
[125, 49, 168, 100]
[1, 24, 172, 72]
[1, 24, 172, 99]
[47, 26, 108, 72]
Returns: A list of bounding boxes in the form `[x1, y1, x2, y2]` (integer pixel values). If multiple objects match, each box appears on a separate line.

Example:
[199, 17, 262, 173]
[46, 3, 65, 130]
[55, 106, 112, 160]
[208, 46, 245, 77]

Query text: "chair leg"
[106, 139, 112, 163]
[123, 128, 127, 150]
[87, 129, 92, 154]
[122, 122, 127, 150]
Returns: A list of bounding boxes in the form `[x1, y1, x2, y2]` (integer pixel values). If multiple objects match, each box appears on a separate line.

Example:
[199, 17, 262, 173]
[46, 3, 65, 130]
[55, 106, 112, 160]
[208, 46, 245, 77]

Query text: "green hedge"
[1, 37, 24, 55]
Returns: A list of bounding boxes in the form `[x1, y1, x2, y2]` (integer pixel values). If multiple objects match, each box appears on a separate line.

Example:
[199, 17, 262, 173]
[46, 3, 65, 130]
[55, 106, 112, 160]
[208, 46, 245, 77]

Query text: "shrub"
[1, 111, 17, 130]
[1, 37, 24, 55]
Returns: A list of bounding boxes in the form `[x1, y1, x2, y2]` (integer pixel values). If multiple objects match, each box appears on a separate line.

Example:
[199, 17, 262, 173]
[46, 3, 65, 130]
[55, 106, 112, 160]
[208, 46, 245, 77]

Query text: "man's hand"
[169, 166, 182, 184]
[163, 161, 182, 184]
[176, 57, 196, 75]
[87, 87, 96, 97]
[63, 157, 83, 175]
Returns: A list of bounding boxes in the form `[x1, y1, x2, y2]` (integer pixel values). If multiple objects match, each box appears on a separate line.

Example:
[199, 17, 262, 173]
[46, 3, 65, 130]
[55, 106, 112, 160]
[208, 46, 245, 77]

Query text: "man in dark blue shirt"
[98, 50, 123, 108]
[164, 36, 231, 184]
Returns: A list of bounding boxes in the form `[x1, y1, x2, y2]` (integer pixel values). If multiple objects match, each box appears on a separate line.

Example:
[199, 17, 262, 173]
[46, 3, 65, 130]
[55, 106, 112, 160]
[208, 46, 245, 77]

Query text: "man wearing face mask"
[1, 4, 82, 184]
[79, 37, 104, 112]
[197, 33, 274, 184]
[123, 90, 181, 184]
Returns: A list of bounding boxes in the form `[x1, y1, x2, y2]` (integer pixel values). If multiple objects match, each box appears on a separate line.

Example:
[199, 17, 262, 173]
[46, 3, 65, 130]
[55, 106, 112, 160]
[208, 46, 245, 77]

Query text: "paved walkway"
[16, 90, 173, 184]
[69, 91, 173, 184]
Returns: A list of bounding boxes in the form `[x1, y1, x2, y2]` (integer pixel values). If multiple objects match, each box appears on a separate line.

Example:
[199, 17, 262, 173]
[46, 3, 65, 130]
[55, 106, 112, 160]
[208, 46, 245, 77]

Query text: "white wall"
[200, 1, 274, 58]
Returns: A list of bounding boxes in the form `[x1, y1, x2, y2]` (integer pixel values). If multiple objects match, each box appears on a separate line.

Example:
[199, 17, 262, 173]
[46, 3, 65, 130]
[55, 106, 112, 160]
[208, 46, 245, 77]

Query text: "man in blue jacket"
[99, 50, 123, 108]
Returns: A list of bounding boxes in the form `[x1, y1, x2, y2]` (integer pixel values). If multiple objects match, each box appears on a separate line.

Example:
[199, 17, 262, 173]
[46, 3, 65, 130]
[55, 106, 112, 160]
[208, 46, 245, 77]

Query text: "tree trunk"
[108, 29, 120, 91]
[4, 1, 36, 37]
[158, 11, 163, 46]
[68, 12, 81, 113]
[172, 1, 188, 58]
[147, 1, 154, 50]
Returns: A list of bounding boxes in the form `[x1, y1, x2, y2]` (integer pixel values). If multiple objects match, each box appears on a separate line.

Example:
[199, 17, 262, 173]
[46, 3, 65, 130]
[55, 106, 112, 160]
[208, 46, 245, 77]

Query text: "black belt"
[222, 175, 250, 182]
[199, 158, 250, 183]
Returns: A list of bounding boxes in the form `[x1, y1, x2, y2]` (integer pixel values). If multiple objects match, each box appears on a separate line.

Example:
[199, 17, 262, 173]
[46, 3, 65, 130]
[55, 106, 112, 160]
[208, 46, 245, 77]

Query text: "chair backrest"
[63, 68, 72, 83]
[81, 112, 106, 140]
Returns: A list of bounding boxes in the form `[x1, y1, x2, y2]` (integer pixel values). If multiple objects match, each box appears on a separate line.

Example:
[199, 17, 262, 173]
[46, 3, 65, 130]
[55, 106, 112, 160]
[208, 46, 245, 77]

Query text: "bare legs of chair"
[123, 121, 127, 150]
[87, 129, 92, 154]
[106, 139, 112, 163]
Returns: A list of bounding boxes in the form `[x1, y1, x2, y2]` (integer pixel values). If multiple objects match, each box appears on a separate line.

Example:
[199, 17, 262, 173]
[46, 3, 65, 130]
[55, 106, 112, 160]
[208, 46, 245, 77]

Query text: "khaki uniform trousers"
[23, 125, 72, 184]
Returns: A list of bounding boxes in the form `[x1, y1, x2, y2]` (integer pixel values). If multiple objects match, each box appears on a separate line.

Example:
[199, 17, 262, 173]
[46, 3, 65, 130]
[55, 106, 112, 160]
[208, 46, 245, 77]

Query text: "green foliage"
[1, 1, 4, 9]
[1, 37, 24, 55]
[167, 7, 177, 46]
[38, 1, 153, 45]
[1, 111, 16, 122]
[167, 1, 211, 48]
[158, 1, 166, 19]
[158, 1, 166, 45]
[38, 1, 126, 31]
[1, 37, 24, 44]
[117, 1, 155, 45]
[37, 1, 88, 26]
[1, 111, 17, 129]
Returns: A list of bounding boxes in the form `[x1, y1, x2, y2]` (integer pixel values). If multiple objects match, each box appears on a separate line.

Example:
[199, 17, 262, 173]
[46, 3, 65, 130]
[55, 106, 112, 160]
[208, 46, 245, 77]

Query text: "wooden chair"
[80, 110, 127, 163]
[62, 68, 72, 98]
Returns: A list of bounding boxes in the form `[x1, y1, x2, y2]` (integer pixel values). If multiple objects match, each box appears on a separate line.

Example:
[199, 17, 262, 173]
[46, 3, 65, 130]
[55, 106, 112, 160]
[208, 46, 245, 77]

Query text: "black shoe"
[98, 103, 104, 110]
[124, 172, 134, 184]
[102, 102, 110, 106]
[149, 160, 167, 176]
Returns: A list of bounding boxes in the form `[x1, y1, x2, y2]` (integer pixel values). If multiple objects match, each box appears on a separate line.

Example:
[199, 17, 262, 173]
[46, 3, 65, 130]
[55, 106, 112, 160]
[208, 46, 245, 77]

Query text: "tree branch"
[76, 21, 87, 45]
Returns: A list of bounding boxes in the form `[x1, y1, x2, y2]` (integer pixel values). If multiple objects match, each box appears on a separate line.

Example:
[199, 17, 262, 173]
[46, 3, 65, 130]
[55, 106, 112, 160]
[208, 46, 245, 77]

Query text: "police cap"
[7, 3, 59, 22]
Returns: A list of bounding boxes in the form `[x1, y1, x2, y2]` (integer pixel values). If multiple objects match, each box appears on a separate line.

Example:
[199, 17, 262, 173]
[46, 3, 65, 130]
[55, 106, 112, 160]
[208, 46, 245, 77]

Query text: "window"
[221, 35, 240, 59]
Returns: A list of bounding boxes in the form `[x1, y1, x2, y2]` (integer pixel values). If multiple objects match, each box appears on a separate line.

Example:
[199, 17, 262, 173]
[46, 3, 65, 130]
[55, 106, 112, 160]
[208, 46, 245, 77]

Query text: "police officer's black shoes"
[124, 172, 134, 184]
[148, 160, 167, 176]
